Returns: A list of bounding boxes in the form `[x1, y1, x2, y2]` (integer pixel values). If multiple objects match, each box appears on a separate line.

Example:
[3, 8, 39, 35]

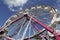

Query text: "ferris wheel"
[0, 5, 60, 40]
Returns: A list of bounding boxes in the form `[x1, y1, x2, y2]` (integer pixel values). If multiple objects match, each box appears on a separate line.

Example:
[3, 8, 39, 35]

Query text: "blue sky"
[0, 0, 60, 27]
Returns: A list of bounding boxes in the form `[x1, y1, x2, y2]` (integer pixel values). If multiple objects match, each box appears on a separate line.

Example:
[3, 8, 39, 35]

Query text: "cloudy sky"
[0, 0, 60, 27]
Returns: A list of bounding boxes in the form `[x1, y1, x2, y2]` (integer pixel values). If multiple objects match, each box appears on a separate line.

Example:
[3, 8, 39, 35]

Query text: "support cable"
[21, 16, 32, 40]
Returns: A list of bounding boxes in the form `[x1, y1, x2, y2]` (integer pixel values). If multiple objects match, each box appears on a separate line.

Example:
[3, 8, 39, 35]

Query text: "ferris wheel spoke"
[17, 17, 28, 38]
[9, 23, 19, 32]
[31, 22, 40, 32]
[21, 17, 32, 40]
[27, 23, 32, 40]
[24, 24, 39, 40]
[9, 17, 28, 37]
[24, 29, 45, 40]
[32, 25, 36, 36]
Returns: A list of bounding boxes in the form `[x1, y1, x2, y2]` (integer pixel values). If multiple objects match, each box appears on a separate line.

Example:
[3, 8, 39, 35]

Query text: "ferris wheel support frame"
[27, 14, 60, 40]
[0, 14, 60, 40]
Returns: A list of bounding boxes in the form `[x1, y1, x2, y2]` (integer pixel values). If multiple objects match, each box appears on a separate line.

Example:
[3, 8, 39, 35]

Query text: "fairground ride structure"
[0, 5, 60, 40]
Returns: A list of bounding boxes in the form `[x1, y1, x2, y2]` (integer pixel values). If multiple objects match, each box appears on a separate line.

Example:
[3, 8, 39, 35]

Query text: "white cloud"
[4, 0, 28, 11]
